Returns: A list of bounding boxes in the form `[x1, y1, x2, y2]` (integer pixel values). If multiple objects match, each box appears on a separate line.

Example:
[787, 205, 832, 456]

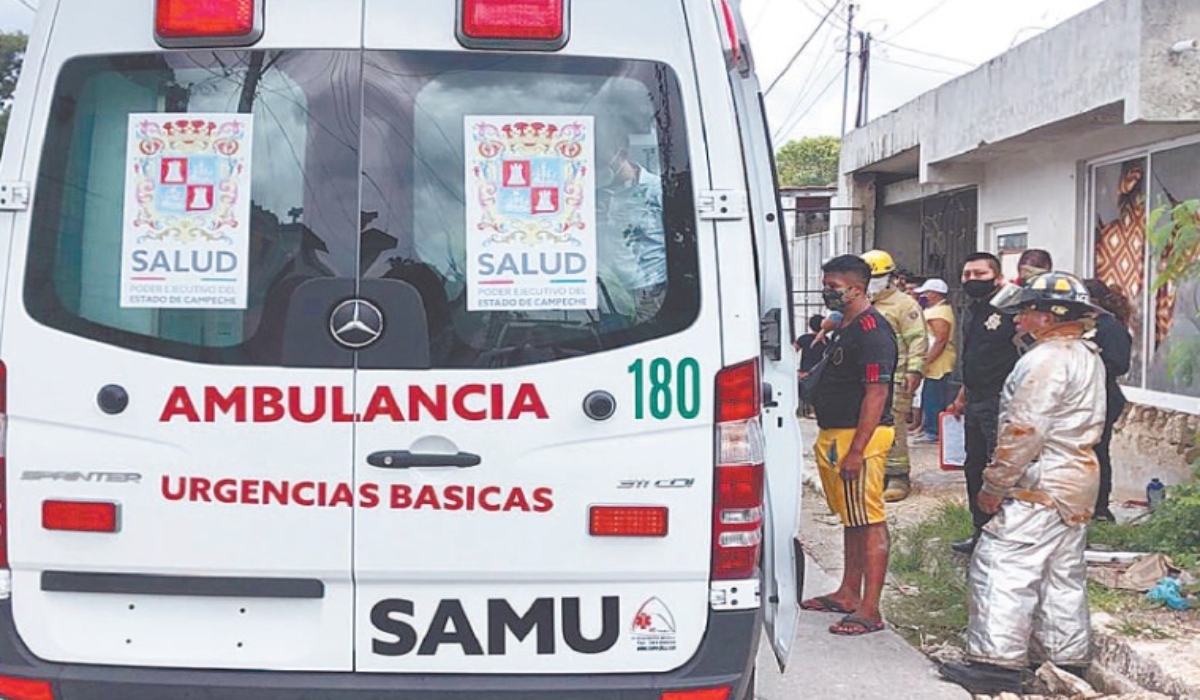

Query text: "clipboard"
[939, 412, 966, 470]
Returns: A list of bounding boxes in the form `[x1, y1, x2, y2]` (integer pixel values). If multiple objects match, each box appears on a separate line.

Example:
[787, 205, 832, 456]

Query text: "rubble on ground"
[970, 694, 1172, 700]
[965, 662, 1176, 700]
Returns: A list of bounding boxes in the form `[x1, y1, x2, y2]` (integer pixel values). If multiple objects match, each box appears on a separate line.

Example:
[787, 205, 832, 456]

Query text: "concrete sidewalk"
[754, 555, 969, 699]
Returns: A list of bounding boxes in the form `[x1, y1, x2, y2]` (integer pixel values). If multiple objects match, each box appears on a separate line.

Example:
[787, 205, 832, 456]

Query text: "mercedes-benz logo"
[330, 299, 384, 349]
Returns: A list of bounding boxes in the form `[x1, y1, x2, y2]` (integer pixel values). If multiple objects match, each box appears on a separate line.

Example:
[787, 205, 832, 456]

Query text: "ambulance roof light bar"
[457, 0, 570, 51]
[155, 0, 265, 48]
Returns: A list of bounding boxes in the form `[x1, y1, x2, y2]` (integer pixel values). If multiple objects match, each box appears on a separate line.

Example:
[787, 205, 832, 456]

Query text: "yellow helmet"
[860, 249, 896, 277]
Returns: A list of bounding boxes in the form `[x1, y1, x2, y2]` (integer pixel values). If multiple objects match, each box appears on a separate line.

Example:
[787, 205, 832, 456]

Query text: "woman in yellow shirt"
[914, 278, 957, 442]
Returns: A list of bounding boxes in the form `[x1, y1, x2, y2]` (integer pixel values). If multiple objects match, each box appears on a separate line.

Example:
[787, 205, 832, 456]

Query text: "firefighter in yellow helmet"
[860, 249, 928, 501]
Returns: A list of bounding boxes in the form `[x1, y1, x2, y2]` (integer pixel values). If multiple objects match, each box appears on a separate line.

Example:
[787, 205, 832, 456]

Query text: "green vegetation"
[1148, 198, 1200, 390]
[774, 135, 840, 187]
[1136, 198, 1200, 571]
[887, 503, 1198, 652]
[0, 30, 28, 158]
[886, 502, 973, 648]
[1088, 488, 1200, 570]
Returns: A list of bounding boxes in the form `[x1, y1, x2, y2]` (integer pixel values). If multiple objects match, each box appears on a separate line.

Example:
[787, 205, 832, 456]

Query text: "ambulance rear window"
[25, 51, 698, 368]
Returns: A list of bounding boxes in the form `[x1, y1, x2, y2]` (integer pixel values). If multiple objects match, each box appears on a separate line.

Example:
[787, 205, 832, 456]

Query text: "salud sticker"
[120, 114, 254, 309]
[465, 116, 597, 312]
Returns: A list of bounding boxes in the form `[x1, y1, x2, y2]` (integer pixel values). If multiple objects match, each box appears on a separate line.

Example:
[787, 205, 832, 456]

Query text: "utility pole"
[855, 31, 872, 128]
[839, 2, 857, 139]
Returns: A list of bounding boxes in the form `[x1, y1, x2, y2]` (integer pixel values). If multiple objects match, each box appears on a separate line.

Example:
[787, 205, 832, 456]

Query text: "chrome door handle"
[366, 450, 481, 469]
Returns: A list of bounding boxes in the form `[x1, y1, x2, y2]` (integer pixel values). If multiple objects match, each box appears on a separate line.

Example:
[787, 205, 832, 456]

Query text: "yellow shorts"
[814, 427, 895, 528]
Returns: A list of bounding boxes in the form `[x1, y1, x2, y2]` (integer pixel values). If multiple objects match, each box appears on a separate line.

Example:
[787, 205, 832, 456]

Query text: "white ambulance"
[0, 0, 803, 697]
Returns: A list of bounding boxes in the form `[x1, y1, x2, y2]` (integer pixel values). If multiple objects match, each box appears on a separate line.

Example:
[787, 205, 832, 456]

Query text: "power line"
[773, 67, 845, 143]
[875, 56, 959, 76]
[763, 0, 840, 96]
[784, 32, 841, 114]
[800, 0, 848, 30]
[14, 0, 37, 11]
[873, 37, 975, 67]
[770, 30, 839, 132]
[772, 53, 841, 140]
[748, 0, 778, 35]
[883, 0, 956, 42]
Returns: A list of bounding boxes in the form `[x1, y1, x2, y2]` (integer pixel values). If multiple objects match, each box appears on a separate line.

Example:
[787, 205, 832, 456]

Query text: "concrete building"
[837, 0, 1200, 498]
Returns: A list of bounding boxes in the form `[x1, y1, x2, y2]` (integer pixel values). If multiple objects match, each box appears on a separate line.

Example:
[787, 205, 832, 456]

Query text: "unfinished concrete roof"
[840, 0, 1200, 180]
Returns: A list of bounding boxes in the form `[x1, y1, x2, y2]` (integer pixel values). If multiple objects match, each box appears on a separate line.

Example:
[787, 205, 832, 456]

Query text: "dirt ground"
[792, 415, 1200, 698]
[795, 415, 965, 579]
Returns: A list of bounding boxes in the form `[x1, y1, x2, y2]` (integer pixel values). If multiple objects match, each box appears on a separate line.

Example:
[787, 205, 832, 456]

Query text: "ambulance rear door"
[687, 0, 804, 669]
[0, 0, 364, 671]
[351, 0, 726, 675]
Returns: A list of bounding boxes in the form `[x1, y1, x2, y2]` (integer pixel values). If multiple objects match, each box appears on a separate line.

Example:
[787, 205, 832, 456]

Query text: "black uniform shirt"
[1092, 312, 1132, 412]
[812, 307, 898, 430]
[961, 298, 1019, 401]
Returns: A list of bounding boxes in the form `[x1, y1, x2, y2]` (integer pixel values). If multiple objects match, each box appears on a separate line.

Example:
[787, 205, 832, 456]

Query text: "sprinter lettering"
[370, 597, 619, 657]
[159, 384, 549, 422]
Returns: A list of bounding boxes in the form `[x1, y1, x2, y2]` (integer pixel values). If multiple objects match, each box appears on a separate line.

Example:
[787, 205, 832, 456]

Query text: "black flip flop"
[829, 614, 886, 636]
[800, 595, 856, 614]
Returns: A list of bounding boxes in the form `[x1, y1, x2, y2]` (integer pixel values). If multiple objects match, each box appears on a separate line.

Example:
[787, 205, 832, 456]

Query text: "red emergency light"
[661, 688, 731, 700]
[458, 0, 569, 50]
[155, 0, 264, 47]
[42, 501, 120, 534]
[589, 505, 668, 537]
[0, 674, 54, 700]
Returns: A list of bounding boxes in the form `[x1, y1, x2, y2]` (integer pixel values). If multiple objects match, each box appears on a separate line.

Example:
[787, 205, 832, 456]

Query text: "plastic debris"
[1145, 574, 1191, 611]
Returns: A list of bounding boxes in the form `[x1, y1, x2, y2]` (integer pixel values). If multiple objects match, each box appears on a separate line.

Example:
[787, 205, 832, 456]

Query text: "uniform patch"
[859, 314, 878, 332]
[832, 347, 845, 365]
[865, 363, 881, 383]
[985, 313, 1002, 330]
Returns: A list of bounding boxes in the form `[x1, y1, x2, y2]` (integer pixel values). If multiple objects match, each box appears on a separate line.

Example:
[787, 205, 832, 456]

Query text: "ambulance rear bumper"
[0, 601, 760, 699]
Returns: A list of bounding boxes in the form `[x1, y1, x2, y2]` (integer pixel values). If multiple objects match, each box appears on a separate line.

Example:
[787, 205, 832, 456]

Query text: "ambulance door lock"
[97, 385, 130, 415]
[583, 390, 616, 421]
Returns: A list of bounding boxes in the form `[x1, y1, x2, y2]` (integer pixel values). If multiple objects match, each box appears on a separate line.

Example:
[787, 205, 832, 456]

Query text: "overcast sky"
[1, 0, 33, 31]
[747, 0, 1106, 144]
[3, 0, 1107, 145]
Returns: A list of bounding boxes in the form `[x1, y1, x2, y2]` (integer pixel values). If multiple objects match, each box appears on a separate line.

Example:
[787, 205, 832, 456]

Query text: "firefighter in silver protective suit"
[940, 271, 1107, 696]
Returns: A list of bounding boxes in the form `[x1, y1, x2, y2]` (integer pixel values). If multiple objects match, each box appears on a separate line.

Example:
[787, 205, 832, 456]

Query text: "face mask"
[963, 279, 998, 299]
[918, 296, 930, 308]
[823, 288, 850, 312]
[867, 276, 890, 298]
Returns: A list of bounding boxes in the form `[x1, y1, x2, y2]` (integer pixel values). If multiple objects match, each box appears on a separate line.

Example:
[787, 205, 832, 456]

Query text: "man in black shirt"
[947, 252, 1020, 553]
[801, 255, 898, 636]
[795, 314, 828, 418]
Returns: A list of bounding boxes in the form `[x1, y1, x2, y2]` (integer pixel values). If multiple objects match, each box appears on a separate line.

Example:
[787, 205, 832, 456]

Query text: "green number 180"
[628, 357, 701, 420]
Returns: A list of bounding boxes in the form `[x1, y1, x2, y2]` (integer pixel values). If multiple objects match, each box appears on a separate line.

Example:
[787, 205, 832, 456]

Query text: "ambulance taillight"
[711, 360, 764, 580]
[42, 501, 120, 534]
[155, 0, 264, 47]
[457, 0, 569, 50]
[0, 673, 55, 700]
[661, 687, 731, 700]
[589, 505, 669, 537]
